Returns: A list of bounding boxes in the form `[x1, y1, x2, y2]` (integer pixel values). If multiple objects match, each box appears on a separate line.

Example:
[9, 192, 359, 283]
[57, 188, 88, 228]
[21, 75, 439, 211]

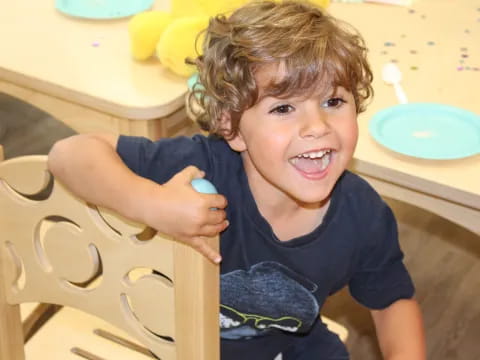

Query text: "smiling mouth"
[289, 149, 333, 174]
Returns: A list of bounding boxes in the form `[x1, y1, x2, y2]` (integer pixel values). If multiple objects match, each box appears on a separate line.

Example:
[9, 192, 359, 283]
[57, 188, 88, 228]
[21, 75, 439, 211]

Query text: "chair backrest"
[0, 155, 219, 360]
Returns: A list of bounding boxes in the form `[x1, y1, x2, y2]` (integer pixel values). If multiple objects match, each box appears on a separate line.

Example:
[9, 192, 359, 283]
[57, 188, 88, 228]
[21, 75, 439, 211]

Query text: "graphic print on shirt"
[220, 261, 319, 340]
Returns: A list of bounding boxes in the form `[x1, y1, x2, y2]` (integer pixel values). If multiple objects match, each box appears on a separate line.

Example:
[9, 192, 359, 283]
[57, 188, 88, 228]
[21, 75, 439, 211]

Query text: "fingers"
[209, 193, 228, 209]
[163, 166, 227, 264]
[199, 219, 230, 237]
[171, 165, 204, 185]
[204, 208, 227, 224]
[182, 214, 228, 238]
[189, 236, 222, 264]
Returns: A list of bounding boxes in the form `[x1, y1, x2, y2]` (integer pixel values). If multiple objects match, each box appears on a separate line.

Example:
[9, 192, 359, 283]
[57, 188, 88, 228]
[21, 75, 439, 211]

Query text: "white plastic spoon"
[382, 62, 408, 104]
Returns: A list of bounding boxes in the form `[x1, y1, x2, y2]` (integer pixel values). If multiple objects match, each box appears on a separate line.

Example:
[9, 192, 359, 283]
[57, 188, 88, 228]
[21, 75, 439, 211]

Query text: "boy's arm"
[370, 298, 426, 360]
[48, 133, 228, 263]
[48, 133, 149, 218]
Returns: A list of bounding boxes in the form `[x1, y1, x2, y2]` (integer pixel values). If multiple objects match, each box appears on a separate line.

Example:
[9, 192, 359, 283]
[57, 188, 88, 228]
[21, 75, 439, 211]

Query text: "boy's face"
[226, 64, 358, 206]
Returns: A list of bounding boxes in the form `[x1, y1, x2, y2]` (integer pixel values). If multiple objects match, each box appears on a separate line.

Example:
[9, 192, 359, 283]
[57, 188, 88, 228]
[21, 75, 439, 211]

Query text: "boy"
[48, 1, 426, 359]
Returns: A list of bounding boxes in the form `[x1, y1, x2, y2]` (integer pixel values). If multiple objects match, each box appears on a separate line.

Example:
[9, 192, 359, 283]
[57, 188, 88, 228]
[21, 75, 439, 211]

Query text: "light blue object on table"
[187, 73, 205, 92]
[56, 0, 154, 19]
[191, 178, 218, 194]
[187, 73, 200, 91]
[369, 103, 480, 160]
[187, 73, 206, 105]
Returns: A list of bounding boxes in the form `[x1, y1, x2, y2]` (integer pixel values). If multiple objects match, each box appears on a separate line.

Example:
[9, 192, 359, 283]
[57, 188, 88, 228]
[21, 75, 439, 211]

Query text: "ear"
[220, 113, 247, 152]
[227, 132, 247, 152]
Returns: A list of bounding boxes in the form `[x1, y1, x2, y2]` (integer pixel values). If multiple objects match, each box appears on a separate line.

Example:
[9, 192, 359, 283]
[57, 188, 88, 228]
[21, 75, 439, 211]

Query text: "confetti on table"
[457, 66, 464, 71]
[410, 50, 417, 54]
[461, 54, 469, 58]
[92, 41, 100, 47]
[384, 41, 396, 46]
[410, 66, 418, 70]
[427, 41, 435, 46]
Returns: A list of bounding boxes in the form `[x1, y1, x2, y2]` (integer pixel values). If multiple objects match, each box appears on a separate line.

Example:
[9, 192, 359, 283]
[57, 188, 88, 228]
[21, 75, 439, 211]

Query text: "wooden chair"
[0, 155, 219, 359]
[0, 145, 71, 346]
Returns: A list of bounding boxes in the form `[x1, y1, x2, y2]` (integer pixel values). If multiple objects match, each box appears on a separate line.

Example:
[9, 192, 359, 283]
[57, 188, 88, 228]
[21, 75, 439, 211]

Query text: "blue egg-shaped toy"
[191, 178, 218, 194]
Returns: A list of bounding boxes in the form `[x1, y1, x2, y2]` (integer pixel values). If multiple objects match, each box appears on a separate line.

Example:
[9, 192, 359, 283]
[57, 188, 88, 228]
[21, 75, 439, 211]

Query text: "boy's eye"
[269, 104, 294, 114]
[321, 97, 346, 108]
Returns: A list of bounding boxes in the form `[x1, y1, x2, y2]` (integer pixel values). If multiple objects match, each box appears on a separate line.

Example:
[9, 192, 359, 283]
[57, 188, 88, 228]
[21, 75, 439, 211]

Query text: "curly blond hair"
[188, 0, 373, 138]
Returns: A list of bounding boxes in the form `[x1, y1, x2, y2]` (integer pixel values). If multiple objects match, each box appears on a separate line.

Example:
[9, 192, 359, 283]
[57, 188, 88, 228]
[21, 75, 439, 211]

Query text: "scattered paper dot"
[384, 41, 395, 47]
[391, 59, 398, 63]
[473, 67, 480, 71]
[460, 47, 468, 52]
[427, 41, 435, 46]
[457, 66, 464, 71]
[381, 50, 388, 55]
[410, 50, 417, 54]
[421, 15, 426, 19]
[460, 59, 465, 64]
[401, 34, 407, 38]
[410, 66, 418, 70]
[465, 29, 470, 34]
[408, 9, 415, 14]
[92, 41, 100, 47]
[465, 66, 471, 70]
[461, 54, 469, 58]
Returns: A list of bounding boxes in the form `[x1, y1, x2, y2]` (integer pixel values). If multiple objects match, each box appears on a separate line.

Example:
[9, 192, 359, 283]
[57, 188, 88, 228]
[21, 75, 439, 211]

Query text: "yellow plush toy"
[128, 0, 253, 77]
[128, 0, 331, 78]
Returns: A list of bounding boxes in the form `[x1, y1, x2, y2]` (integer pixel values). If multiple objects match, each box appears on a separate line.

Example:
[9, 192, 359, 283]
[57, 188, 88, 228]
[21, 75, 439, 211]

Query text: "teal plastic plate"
[369, 103, 480, 159]
[56, 0, 154, 19]
[187, 73, 200, 91]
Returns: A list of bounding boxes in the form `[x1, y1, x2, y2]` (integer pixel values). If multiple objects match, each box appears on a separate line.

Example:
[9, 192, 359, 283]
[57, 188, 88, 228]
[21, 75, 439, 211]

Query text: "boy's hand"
[143, 166, 228, 264]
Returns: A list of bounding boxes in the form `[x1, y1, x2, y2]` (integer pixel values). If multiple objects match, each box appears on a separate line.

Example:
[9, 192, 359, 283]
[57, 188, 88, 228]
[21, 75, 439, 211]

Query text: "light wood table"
[0, 1, 193, 139]
[329, 0, 480, 234]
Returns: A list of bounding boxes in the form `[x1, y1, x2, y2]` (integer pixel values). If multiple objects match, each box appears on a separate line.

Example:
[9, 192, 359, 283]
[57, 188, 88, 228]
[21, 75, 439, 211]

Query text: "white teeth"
[297, 149, 331, 159]
[290, 152, 332, 169]
[322, 152, 331, 169]
[289, 150, 333, 167]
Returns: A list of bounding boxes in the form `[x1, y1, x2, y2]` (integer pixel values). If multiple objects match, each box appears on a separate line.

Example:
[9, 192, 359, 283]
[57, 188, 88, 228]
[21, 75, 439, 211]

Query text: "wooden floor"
[2, 93, 479, 359]
[0, 92, 76, 159]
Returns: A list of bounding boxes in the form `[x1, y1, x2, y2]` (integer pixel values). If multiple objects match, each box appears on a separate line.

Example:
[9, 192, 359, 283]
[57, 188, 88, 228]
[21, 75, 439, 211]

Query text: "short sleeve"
[116, 135, 214, 184]
[348, 201, 414, 309]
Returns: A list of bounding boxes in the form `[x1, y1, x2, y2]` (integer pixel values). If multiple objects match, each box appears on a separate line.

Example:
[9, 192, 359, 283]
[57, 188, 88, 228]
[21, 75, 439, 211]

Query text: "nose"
[299, 107, 330, 139]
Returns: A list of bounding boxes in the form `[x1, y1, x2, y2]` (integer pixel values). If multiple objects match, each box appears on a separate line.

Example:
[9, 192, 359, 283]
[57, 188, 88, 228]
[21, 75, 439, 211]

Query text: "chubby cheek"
[265, 131, 291, 152]
[248, 125, 290, 155]
[339, 117, 359, 156]
[346, 123, 359, 154]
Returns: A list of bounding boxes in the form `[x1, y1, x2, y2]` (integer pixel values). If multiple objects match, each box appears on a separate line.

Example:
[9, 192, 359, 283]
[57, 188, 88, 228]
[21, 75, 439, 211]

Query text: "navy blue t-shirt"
[117, 134, 414, 360]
